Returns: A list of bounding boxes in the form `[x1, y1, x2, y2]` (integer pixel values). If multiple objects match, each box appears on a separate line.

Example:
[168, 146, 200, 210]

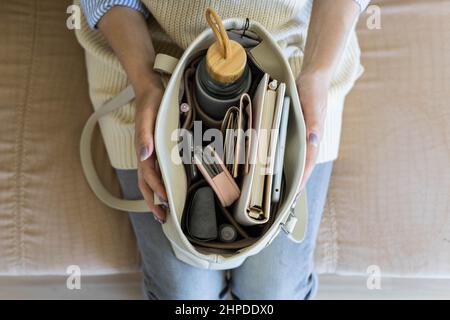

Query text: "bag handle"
[205, 7, 230, 59]
[80, 54, 179, 213]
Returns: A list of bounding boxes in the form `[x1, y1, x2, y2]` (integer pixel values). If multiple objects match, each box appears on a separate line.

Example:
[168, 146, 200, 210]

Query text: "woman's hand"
[296, 71, 330, 190]
[98, 7, 169, 221]
[134, 83, 168, 223]
[296, 0, 360, 189]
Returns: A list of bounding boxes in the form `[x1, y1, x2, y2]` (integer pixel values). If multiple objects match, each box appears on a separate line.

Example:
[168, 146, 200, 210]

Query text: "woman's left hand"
[295, 0, 361, 190]
[296, 70, 331, 190]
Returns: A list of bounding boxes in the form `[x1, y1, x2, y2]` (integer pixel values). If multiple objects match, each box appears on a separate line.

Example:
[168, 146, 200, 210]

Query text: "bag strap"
[79, 54, 179, 213]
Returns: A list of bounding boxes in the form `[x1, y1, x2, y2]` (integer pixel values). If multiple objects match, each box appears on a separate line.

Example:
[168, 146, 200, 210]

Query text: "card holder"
[194, 144, 240, 207]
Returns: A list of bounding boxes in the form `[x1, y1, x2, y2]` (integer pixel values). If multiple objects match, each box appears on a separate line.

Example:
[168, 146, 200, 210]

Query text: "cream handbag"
[80, 18, 308, 270]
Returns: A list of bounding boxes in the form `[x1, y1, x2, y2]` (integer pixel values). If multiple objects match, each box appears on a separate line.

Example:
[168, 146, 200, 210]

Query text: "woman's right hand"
[134, 82, 168, 223]
[97, 6, 169, 222]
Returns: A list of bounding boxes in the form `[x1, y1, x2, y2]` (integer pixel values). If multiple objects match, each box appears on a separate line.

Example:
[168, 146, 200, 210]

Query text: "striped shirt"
[81, 0, 150, 28]
[80, 0, 371, 29]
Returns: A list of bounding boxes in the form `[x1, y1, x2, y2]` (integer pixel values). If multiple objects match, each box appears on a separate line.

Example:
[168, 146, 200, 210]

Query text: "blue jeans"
[116, 161, 333, 300]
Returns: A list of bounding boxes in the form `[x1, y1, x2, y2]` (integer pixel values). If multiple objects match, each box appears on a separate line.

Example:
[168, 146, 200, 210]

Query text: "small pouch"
[194, 144, 240, 207]
[186, 186, 218, 241]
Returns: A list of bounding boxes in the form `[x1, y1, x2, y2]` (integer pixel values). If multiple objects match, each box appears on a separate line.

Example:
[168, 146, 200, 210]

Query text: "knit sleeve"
[80, 0, 149, 29]
[353, 0, 371, 12]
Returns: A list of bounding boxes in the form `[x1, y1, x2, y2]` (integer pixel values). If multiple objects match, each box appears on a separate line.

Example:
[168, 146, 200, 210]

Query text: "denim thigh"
[116, 169, 227, 300]
[230, 161, 334, 300]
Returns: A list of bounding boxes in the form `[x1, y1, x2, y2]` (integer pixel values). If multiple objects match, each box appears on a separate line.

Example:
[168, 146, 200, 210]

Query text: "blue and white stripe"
[80, 0, 149, 29]
[354, 0, 371, 12]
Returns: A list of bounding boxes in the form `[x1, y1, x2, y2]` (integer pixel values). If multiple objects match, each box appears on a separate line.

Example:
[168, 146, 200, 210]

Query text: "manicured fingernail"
[157, 194, 168, 206]
[139, 145, 150, 161]
[159, 201, 169, 210]
[309, 133, 319, 148]
[153, 215, 164, 224]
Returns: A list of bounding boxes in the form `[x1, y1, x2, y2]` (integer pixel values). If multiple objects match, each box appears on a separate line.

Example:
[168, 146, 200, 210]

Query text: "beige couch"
[1, 0, 449, 299]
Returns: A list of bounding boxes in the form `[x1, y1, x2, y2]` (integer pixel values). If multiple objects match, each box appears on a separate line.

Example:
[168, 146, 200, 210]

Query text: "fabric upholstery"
[0, 0, 138, 275]
[0, 0, 448, 278]
[315, 0, 450, 277]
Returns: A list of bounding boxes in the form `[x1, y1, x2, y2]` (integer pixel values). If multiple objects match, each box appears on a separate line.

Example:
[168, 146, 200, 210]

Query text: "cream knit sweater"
[75, 0, 363, 169]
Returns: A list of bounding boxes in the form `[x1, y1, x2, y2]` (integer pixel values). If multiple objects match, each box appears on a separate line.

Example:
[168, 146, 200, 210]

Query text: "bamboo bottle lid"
[205, 7, 247, 84]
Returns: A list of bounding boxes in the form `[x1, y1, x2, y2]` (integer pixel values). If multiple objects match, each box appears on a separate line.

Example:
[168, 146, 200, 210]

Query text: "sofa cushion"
[2, 0, 449, 279]
[0, 0, 139, 275]
[315, 0, 450, 277]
